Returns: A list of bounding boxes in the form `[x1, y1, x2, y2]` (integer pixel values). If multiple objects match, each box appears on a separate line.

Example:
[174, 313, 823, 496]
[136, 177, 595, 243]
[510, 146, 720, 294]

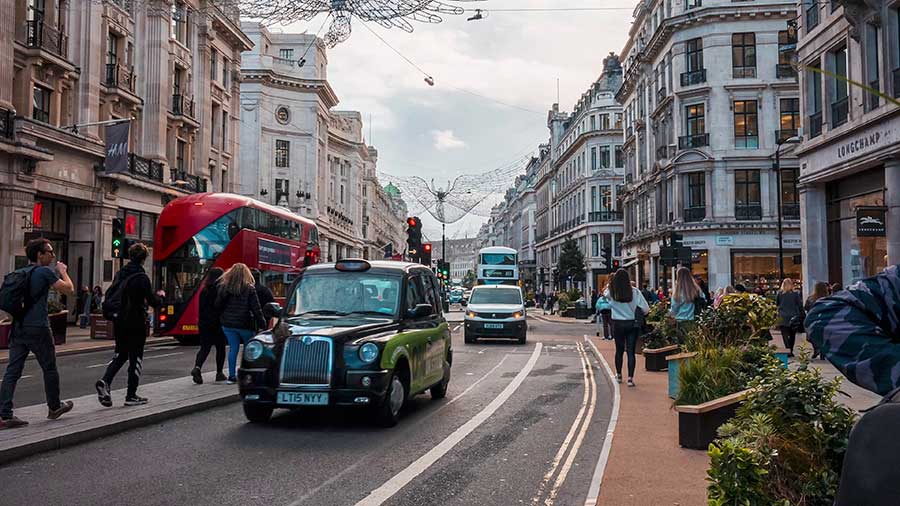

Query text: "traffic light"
[111, 218, 127, 258]
[406, 216, 422, 261]
[612, 259, 621, 270]
[670, 231, 684, 247]
[441, 261, 450, 280]
[601, 246, 612, 274]
[420, 243, 432, 266]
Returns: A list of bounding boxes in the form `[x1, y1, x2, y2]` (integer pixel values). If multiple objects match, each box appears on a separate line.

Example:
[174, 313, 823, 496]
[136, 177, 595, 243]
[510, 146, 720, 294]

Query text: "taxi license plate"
[484, 323, 504, 329]
[277, 391, 329, 406]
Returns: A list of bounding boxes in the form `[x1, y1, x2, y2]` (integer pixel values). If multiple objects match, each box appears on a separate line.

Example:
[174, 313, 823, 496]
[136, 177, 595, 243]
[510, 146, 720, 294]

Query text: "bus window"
[261, 270, 296, 298]
[481, 253, 516, 265]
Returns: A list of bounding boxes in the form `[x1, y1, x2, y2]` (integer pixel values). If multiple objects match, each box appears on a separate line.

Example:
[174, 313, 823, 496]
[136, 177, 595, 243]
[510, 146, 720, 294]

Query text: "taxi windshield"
[286, 272, 401, 318]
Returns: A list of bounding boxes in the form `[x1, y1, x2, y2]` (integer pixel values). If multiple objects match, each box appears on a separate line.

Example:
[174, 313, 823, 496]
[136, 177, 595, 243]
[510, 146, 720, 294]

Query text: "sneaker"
[615, 374, 622, 384]
[215, 372, 227, 382]
[95, 380, 112, 407]
[596, 332, 600, 337]
[627, 379, 636, 387]
[226, 377, 237, 385]
[191, 367, 203, 385]
[124, 396, 149, 406]
[47, 400, 74, 420]
[0, 416, 29, 429]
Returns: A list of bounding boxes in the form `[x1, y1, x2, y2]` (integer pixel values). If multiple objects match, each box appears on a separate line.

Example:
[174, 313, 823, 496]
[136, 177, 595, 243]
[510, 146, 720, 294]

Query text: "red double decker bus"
[153, 193, 319, 342]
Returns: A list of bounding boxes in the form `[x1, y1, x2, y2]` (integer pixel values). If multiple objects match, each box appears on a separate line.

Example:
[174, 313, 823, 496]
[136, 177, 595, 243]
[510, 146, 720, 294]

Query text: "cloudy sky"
[285, 0, 634, 241]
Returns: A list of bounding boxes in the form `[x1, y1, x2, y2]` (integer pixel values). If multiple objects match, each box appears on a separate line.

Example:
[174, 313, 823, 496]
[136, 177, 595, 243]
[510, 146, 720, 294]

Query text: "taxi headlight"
[244, 341, 265, 361]
[466, 311, 477, 318]
[512, 311, 524, 319]
[359, 343, 379, 364]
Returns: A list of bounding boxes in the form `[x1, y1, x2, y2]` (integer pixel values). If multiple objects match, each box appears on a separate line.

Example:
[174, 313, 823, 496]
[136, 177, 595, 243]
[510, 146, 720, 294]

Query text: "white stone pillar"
[704, 168, 713, 219]
[673, 174, 683, 221]
[0, 0, 15, 110]
[886, 159, 900, 266]
[800, 182, 828, 296]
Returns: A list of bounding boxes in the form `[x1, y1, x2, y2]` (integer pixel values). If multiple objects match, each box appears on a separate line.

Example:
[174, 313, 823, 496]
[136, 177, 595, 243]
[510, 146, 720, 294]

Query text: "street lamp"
[774, 135, 802, 282]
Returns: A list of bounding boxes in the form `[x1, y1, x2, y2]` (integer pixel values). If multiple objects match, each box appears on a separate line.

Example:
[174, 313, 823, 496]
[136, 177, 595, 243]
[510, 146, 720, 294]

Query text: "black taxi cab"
[238, 259, 452, 427]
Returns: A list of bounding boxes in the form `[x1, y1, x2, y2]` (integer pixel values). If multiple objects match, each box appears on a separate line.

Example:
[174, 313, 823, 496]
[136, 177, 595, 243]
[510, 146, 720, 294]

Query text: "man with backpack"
[0, 238, 76, 429]
[95, 243, 164, 407]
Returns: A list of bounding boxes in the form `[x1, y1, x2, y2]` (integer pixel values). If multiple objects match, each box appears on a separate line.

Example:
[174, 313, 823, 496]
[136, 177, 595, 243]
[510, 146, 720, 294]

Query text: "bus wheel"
[174, 335, 200, 345]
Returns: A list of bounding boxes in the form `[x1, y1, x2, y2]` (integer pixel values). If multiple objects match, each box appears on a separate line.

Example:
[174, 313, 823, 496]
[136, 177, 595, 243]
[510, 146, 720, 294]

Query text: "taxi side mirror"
[408, 303, 433, 319]
[460, 300, 467, 307]
[263, 302, 283, 319]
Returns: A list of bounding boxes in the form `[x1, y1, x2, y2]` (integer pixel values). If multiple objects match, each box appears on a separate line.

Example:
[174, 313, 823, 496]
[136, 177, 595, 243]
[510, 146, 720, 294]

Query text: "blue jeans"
[222, 327, 255, 379]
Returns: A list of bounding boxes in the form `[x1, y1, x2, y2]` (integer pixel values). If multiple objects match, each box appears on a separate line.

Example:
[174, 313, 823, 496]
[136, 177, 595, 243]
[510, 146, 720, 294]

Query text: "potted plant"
[48, 299, 68, 345]
[642, 301, 680, 371]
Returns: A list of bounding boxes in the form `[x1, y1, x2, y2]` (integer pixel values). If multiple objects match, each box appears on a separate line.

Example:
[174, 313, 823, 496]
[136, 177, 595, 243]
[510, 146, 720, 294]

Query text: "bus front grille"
[279, 336, 332, 387]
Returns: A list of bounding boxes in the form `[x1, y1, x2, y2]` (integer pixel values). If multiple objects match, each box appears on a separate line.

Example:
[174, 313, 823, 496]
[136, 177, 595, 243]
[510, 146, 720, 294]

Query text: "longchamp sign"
[836, 128, 893, 160]
[857, 207, 887, 237]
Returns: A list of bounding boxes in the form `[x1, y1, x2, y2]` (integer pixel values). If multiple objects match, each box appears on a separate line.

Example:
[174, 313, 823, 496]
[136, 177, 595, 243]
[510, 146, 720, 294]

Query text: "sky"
[282, 0, 635, 241]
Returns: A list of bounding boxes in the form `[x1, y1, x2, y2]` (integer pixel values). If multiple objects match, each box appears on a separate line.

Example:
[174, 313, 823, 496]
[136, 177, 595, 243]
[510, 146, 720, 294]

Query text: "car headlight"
[359, 343, 379, 364]
[244, 340, 265, 361]
[512, 311, 524, 319]
[466, 311, 477, 318]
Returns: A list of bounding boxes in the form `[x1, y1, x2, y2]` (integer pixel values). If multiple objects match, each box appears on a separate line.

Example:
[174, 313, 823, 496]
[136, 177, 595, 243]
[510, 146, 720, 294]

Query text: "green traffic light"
[112, 239, 121, 247]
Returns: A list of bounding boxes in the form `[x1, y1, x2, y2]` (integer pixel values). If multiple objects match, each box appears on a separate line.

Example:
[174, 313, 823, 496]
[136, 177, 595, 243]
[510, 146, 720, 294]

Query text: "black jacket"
[776, 290, 804, 326]
[198, 282, 224, 336]
[255, 282, 275, 310]
[114, 262, 162, 342]
[216, 285, 266, 331]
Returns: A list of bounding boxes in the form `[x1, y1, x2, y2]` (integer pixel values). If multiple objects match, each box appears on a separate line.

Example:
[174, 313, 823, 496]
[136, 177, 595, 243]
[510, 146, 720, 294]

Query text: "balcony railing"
[589, 210, 623, 222]
[171, 94, 195, 118]
[809, 112, 823, 138]
[680, 69, 707, 87]
[626, 126, 634, 138]
[0, 107, 12, 140]
[831, 96, 849, 127]
[776, 63, 797, 79]
[894, 67, 900, 98]
[782, 203, 800, 220]
[733, 66, 757, 79]
[735, 204, 762, 221]
[105, 63, 135, 92]
[678, 133, 709, 149]
[684, 207, 706, 223]
[686, 0, 701, 9]
[128, 154, 164, 182]
[110, 0, 134, 14]
[867, 80, 880, 111]
[22, 20, 68, 59]
[776, 128, 799, 143]
[657, 87, 667, 102]
[170, 170, 207, 193]
[656, 144, 670, 161]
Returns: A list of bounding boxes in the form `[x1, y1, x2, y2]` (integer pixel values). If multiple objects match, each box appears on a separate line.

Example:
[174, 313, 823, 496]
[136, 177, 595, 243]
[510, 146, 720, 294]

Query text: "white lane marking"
[545, 343, 597, 506]
[85, 351, 183, 369]
[452, 324, 461, 332]
[531, 342, 591, 505]
[286, 353, 512, 506]
[583, 335, 621, 506]
[354, 343, 544, 506]
[478, 348, 488, 355]
[86, 363, 108, 369]
[20, 375, 32, 380]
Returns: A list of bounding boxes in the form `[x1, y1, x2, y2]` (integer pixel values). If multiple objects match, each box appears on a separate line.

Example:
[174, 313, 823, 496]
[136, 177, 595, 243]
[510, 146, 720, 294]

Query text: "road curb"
[0, 336, 173, 364]
[529, 314, 587, 325]
[0, 391, 239, 466]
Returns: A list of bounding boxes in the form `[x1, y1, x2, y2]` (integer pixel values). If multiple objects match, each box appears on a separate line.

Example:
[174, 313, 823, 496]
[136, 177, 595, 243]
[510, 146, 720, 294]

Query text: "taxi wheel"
[430, 363, 450, 400]
[375, 373, 405, 427]
[243, 402, 273, 423]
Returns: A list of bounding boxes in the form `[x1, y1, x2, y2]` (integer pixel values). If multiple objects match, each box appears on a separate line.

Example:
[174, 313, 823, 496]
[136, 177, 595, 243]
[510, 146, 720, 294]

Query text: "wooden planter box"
[0, 322, 11, 350]
[676, 389, 750, 450]
[643, 344, 680, 371]
[49, 311, 68, 345]
[561, 308, 576, 318]
[91, 315, 115, 340]
[667, 351, 697, 399]
[574, 307, 594, 320]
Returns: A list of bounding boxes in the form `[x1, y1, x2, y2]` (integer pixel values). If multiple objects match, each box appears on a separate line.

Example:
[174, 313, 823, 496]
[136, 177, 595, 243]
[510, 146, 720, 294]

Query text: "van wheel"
[243, 402, 273, 423]
[375, 373, 405, 427]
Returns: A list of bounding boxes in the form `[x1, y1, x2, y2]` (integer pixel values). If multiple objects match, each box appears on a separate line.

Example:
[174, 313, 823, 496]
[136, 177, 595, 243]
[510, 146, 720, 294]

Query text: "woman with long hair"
[191, 267, 227, 384]
[713, 285, 736, 308]
[595, 279, 612, 340]
[216, 263, 266, 383]
[670, 267, 704, 322]
[776, 278, 804, 357]
[604, 269, 650, 387]
[804, 281, 830, 359]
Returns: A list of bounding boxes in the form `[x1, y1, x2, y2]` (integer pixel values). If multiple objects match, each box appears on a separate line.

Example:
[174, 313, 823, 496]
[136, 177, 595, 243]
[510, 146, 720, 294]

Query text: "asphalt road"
[0, 314, 615, 506]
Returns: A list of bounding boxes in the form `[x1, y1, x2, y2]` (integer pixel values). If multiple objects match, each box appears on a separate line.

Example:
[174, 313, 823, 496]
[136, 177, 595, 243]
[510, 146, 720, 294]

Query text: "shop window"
[732, 252, 802, 296]
[826, 174, 888, 286]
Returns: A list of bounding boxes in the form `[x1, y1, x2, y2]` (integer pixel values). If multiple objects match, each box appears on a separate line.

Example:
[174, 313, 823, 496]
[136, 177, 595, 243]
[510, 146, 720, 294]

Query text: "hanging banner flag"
[104, 121, 130, 174]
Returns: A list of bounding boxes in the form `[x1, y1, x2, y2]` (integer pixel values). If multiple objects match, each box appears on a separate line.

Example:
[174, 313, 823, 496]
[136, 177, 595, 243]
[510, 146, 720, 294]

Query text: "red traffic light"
[612, 260, 621, 269]
[407, 217, 419, 227]
[423, 243, 432, 252]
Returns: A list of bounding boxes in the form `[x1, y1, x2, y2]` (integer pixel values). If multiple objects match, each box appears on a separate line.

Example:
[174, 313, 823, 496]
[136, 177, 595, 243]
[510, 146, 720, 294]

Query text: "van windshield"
[469, 288, 522, 305]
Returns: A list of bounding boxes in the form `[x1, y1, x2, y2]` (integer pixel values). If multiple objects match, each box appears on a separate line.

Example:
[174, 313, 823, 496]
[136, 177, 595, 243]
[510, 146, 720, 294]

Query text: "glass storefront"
[827, 168, 887, 287]
[731, 251, 801, 296]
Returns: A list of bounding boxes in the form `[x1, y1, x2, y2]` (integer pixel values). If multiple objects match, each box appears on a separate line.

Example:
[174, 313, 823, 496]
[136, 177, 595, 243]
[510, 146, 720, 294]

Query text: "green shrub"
[707, 352, 857, 506]
[566, 288, 582, 303]
[675, 346, 780, 406]
[684, 294, 777, 352]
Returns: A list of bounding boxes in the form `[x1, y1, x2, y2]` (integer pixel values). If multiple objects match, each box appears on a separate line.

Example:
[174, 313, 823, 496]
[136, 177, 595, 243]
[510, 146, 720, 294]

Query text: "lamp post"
[774, 135, 802, 282]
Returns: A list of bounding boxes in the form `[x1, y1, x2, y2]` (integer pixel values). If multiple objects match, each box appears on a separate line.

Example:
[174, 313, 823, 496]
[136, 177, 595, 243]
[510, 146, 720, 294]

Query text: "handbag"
[635, 305, 648, 333]
[789, 314, 806, 332]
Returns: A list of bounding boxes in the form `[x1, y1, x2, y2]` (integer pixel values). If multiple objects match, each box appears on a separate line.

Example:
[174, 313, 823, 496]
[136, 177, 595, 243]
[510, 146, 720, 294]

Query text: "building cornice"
[241, 70, 340, 109]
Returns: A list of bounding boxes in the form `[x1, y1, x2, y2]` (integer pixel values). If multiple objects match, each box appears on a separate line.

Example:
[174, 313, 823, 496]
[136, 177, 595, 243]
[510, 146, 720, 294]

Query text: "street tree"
[557, 237, 586, 290]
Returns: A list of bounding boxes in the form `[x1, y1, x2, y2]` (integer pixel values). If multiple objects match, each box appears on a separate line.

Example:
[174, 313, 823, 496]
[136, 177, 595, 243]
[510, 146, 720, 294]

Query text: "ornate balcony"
[686, 0, 701, 9]
[170, 170, 207, 193]
[808, 112, 823, 138]
[831, 97, 849, 127]
[171, 94, 195, 118]
[684, 207, 706, 223]
[589, 210, 623, 222]
[776, 63, 797, 79]
[782, 203, 800, 220]
[735, 204, 762, 221]
[128, 154, 164, 182]
[21, 20, 68, 59]
[680, 69, 706, 87]
[657, 87, 667, 102]
[678, 133, 709, 149]
[733, 66, 756, 79]
[0, 107, 12, 140]
[105, 63, 135, 92]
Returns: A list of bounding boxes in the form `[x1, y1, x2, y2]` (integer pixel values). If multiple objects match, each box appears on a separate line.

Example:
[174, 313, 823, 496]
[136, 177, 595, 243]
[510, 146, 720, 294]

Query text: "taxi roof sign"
[335, 259, 372, 272]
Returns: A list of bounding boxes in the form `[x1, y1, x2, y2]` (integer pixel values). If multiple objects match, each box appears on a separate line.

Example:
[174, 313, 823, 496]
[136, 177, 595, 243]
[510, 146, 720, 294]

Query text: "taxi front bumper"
[238, 368, 391, 407]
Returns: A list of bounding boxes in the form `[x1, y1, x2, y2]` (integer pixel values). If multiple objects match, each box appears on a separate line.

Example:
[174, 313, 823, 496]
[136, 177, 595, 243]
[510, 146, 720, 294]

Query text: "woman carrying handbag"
[776, 278, 804, 358]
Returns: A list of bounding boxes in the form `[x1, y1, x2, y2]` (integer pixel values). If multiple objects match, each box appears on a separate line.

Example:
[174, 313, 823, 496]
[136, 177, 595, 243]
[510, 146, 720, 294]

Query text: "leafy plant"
[684, 294, 777, 352]
[47, 299, 66, 315]
[707, 351, 857, 506]
[566, 288, 582, 303]
[557, 292, 570, 311]
[643, 301, 679, 349]
[557, 237, 586, 283]
[675, 346, 780, 406]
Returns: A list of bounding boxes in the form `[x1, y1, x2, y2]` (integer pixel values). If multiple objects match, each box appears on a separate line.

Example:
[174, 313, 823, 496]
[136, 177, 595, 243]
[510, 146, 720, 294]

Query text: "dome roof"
[384, 182, 401, 196]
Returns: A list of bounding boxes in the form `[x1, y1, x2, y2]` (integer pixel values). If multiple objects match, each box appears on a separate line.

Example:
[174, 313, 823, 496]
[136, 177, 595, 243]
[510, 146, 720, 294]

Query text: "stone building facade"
[617, 0, 801, 294]
[0, 0, 250, 316]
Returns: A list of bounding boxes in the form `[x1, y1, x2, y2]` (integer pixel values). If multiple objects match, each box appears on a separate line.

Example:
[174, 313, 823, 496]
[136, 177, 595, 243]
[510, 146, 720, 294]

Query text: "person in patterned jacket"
[805, 264, 900, 396]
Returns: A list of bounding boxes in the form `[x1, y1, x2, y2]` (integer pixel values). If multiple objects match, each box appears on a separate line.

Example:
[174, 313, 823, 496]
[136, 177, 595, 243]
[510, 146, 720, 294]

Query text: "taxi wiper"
[346, 310, 393, 317]
[297, 310, 351, 317]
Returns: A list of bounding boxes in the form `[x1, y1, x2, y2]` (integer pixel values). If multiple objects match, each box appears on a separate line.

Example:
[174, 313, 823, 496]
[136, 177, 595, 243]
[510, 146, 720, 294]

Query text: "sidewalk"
[0, 371, 237, 465]
[0, 325, 172, 364]
[529, 312, 587, 324]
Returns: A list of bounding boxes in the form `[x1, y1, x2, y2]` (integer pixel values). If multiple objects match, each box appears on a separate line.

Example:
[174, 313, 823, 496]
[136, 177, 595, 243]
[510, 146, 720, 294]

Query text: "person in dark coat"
[217, 263, 266, 383]
[95, 243, 163, 407]
[191, 267, 227, 384]
[251, 268, 275, 329]
[776, 278, 804, 357]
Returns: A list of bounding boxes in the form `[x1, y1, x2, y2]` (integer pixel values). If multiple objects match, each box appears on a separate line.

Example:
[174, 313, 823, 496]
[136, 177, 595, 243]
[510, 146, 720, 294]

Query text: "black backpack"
[101, 272, 141, 320]
[0, 266, 36, 322]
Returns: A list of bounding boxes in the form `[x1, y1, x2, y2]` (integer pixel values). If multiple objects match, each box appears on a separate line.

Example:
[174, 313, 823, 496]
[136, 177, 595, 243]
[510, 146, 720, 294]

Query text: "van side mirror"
[263, 302, 283, 319]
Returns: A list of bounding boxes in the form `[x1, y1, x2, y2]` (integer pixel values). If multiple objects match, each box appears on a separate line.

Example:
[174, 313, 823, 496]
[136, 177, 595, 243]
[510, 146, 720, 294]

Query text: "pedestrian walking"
[694, 275, 711, 303]
[595, 281, 612, 340]
[670, 267, 704, 322]
[251, 268, 275, 329]
[776, 278, 804, 358]
[95, 243, 164, 407]
[713, 285, 735, 308]
[216, 263, 267, 384]
[604, 269, 650, 387]
[77, 285, 91, 328]
[0, 238, 75, 428]
[803, 281, 830, 359]
[805, 264, 900, 505]
[90, 286, 103, 313]
[191, 267, 227, 384]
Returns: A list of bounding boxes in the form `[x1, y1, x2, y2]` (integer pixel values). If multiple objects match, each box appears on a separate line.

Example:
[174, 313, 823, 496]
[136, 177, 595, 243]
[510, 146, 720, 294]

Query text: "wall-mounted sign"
[258, 238, 292, 266]
[715, 236, 735, 246]
[857, 207, 887, 237]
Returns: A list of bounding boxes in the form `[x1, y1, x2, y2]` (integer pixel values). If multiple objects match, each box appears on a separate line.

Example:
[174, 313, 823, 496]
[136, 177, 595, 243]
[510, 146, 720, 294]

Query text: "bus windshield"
[286, 273, 402, 318]
[481, 253, 516, 265]
[156, 210, 239, 304]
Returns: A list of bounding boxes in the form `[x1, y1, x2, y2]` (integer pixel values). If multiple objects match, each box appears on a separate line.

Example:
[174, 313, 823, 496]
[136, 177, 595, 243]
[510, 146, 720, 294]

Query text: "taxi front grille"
[279, 336, 332, 387]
